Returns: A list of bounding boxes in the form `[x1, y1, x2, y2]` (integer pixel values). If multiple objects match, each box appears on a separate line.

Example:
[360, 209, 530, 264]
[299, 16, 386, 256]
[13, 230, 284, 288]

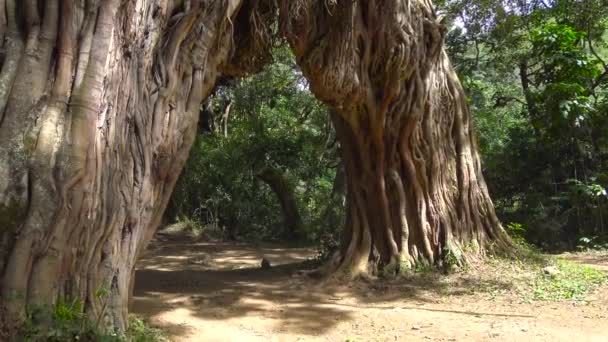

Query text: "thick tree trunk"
[320, 164, 346, 227]
[0, 0, 511, 337]
[0, 0, 274, 337]
[279, 0, 510, 276]
[257, 167, 303, 239]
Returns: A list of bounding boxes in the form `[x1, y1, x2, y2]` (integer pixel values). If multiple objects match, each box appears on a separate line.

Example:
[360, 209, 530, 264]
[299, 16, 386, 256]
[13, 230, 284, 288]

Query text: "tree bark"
[0, 0, 274, 337]
[279, 0, 511, 276]
[519, 60, 542, 136]
[220, 101, 233, 137]
[257, 167, 303, 239]
[0, 0, 512, 337]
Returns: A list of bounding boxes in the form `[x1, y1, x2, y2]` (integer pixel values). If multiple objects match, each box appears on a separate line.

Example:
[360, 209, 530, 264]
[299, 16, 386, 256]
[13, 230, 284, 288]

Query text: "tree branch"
[587, 22, 608, 91]
[493, 95, 527, 108]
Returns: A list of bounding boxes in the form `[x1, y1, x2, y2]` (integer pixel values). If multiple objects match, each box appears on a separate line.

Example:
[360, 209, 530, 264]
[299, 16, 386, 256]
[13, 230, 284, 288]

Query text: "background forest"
[167, 0, 608, 253]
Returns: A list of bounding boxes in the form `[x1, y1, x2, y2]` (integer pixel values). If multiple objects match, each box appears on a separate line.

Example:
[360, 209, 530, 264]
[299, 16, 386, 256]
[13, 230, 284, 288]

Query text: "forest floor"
[131, 232, 608, 342]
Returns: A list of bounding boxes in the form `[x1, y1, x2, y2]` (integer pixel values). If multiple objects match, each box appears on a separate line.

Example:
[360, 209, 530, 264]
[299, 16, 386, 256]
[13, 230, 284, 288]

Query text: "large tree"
[0, 0, 274, 336]
[279, 0, 510, 276]
[0, 0, 508, 337]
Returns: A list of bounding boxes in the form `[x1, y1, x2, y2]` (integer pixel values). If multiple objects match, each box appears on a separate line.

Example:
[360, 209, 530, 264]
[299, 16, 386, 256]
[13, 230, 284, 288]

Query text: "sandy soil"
[131, 234, 608, 342]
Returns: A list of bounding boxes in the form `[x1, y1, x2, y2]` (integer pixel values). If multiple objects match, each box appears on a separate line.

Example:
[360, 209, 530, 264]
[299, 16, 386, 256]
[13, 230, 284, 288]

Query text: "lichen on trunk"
[279, 0, 511, 277]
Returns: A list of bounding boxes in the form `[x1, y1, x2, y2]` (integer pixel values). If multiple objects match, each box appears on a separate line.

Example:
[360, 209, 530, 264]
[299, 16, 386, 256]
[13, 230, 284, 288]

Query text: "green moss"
[22, 135, 37, 157]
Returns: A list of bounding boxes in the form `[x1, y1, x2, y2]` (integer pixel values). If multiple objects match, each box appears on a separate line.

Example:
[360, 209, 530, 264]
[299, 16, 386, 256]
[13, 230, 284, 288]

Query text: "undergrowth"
[126, 315, 168, 342]
[19, 303, 167, 342]
[491, 240, 607, 301]
[396, 241, 607, 303]
[528, 259, 606, 301]
[479, 242, 606, 302]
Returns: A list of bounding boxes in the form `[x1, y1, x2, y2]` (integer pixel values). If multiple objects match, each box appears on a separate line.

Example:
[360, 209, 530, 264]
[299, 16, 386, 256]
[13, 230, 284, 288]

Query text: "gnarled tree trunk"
[0, 0, 512, 337]
[0, 0, 274, 337]
[279, 0, 510, 276]
[256, 167, 303, 239]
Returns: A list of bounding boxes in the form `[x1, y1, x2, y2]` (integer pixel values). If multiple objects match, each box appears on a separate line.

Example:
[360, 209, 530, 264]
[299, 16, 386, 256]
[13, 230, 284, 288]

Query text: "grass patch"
[530, 259, 607, 301]
[394, 242, 607, 303]
[481, 246, 607, 302]
[19, 303, 168, 342]
[126, 315, 169, 342]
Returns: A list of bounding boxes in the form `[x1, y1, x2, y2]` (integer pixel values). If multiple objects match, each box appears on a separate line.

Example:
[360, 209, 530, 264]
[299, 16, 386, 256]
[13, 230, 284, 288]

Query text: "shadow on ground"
[130, 233, 520, 340]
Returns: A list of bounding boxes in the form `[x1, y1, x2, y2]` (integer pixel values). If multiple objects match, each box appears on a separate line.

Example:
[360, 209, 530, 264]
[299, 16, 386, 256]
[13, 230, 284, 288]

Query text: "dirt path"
[131, 236, 608, 342]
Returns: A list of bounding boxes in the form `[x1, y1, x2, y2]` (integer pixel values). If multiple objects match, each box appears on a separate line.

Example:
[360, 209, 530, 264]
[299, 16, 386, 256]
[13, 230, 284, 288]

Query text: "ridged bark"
[0, 0, 511, 338]
[0, 0, 274, 337]
[279, 0, 511, 276]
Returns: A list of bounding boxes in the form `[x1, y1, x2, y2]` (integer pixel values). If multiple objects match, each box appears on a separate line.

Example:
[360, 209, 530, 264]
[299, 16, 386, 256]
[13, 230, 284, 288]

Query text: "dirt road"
[131, 235, 608, 342]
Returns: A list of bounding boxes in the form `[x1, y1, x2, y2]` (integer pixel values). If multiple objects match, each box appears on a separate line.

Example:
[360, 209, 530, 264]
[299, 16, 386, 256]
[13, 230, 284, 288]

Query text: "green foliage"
[531, 259, 607, 301]
[167, 0, 607, 252]
[472, 238, 605, 302]
[478, 253, 607, 302]
[95, 285, 110, 301]
[168, 47, 343, 245]
[126, 315, 168, 342]
[414, 259, 434, 274]
[577, 235, 608, 251]
[442, 0, 608, 251]
[20, 300, 118, 342]
[442, 246, 463, 272]
[20, 301, 165, 342]
[506, 222, 528, 246]
[53, 300, 83, 322]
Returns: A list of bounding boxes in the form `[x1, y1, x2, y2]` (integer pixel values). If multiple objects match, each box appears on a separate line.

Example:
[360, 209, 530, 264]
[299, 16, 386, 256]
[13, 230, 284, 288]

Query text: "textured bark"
[0, 0, 272, 337]
[279, 0, 511, 276]
[257, 167, 303, 239]
[0, 0, 511, 337]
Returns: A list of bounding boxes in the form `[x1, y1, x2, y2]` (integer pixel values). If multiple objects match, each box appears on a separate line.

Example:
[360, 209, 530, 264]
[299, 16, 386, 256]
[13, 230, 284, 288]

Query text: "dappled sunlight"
[131, 235, 608, 341]
[138, 240, 316, 272]
[132, 263, 358, 336]
[132, 236, 360, 339]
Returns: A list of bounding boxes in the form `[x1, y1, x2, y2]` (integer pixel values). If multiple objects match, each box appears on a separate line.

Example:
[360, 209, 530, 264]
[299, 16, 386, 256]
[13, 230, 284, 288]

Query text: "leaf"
[96, 286, 110, 299]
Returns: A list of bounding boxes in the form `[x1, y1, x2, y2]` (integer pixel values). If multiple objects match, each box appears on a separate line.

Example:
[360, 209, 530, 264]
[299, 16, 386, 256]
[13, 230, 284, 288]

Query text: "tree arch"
[0, 0, 508, 337]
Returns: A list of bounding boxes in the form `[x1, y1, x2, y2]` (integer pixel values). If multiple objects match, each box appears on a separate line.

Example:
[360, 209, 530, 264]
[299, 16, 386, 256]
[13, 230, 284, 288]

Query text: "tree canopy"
[171, 0, 608, 254]
[442, 0, 608, 249]
[0, 0, 606, 339]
